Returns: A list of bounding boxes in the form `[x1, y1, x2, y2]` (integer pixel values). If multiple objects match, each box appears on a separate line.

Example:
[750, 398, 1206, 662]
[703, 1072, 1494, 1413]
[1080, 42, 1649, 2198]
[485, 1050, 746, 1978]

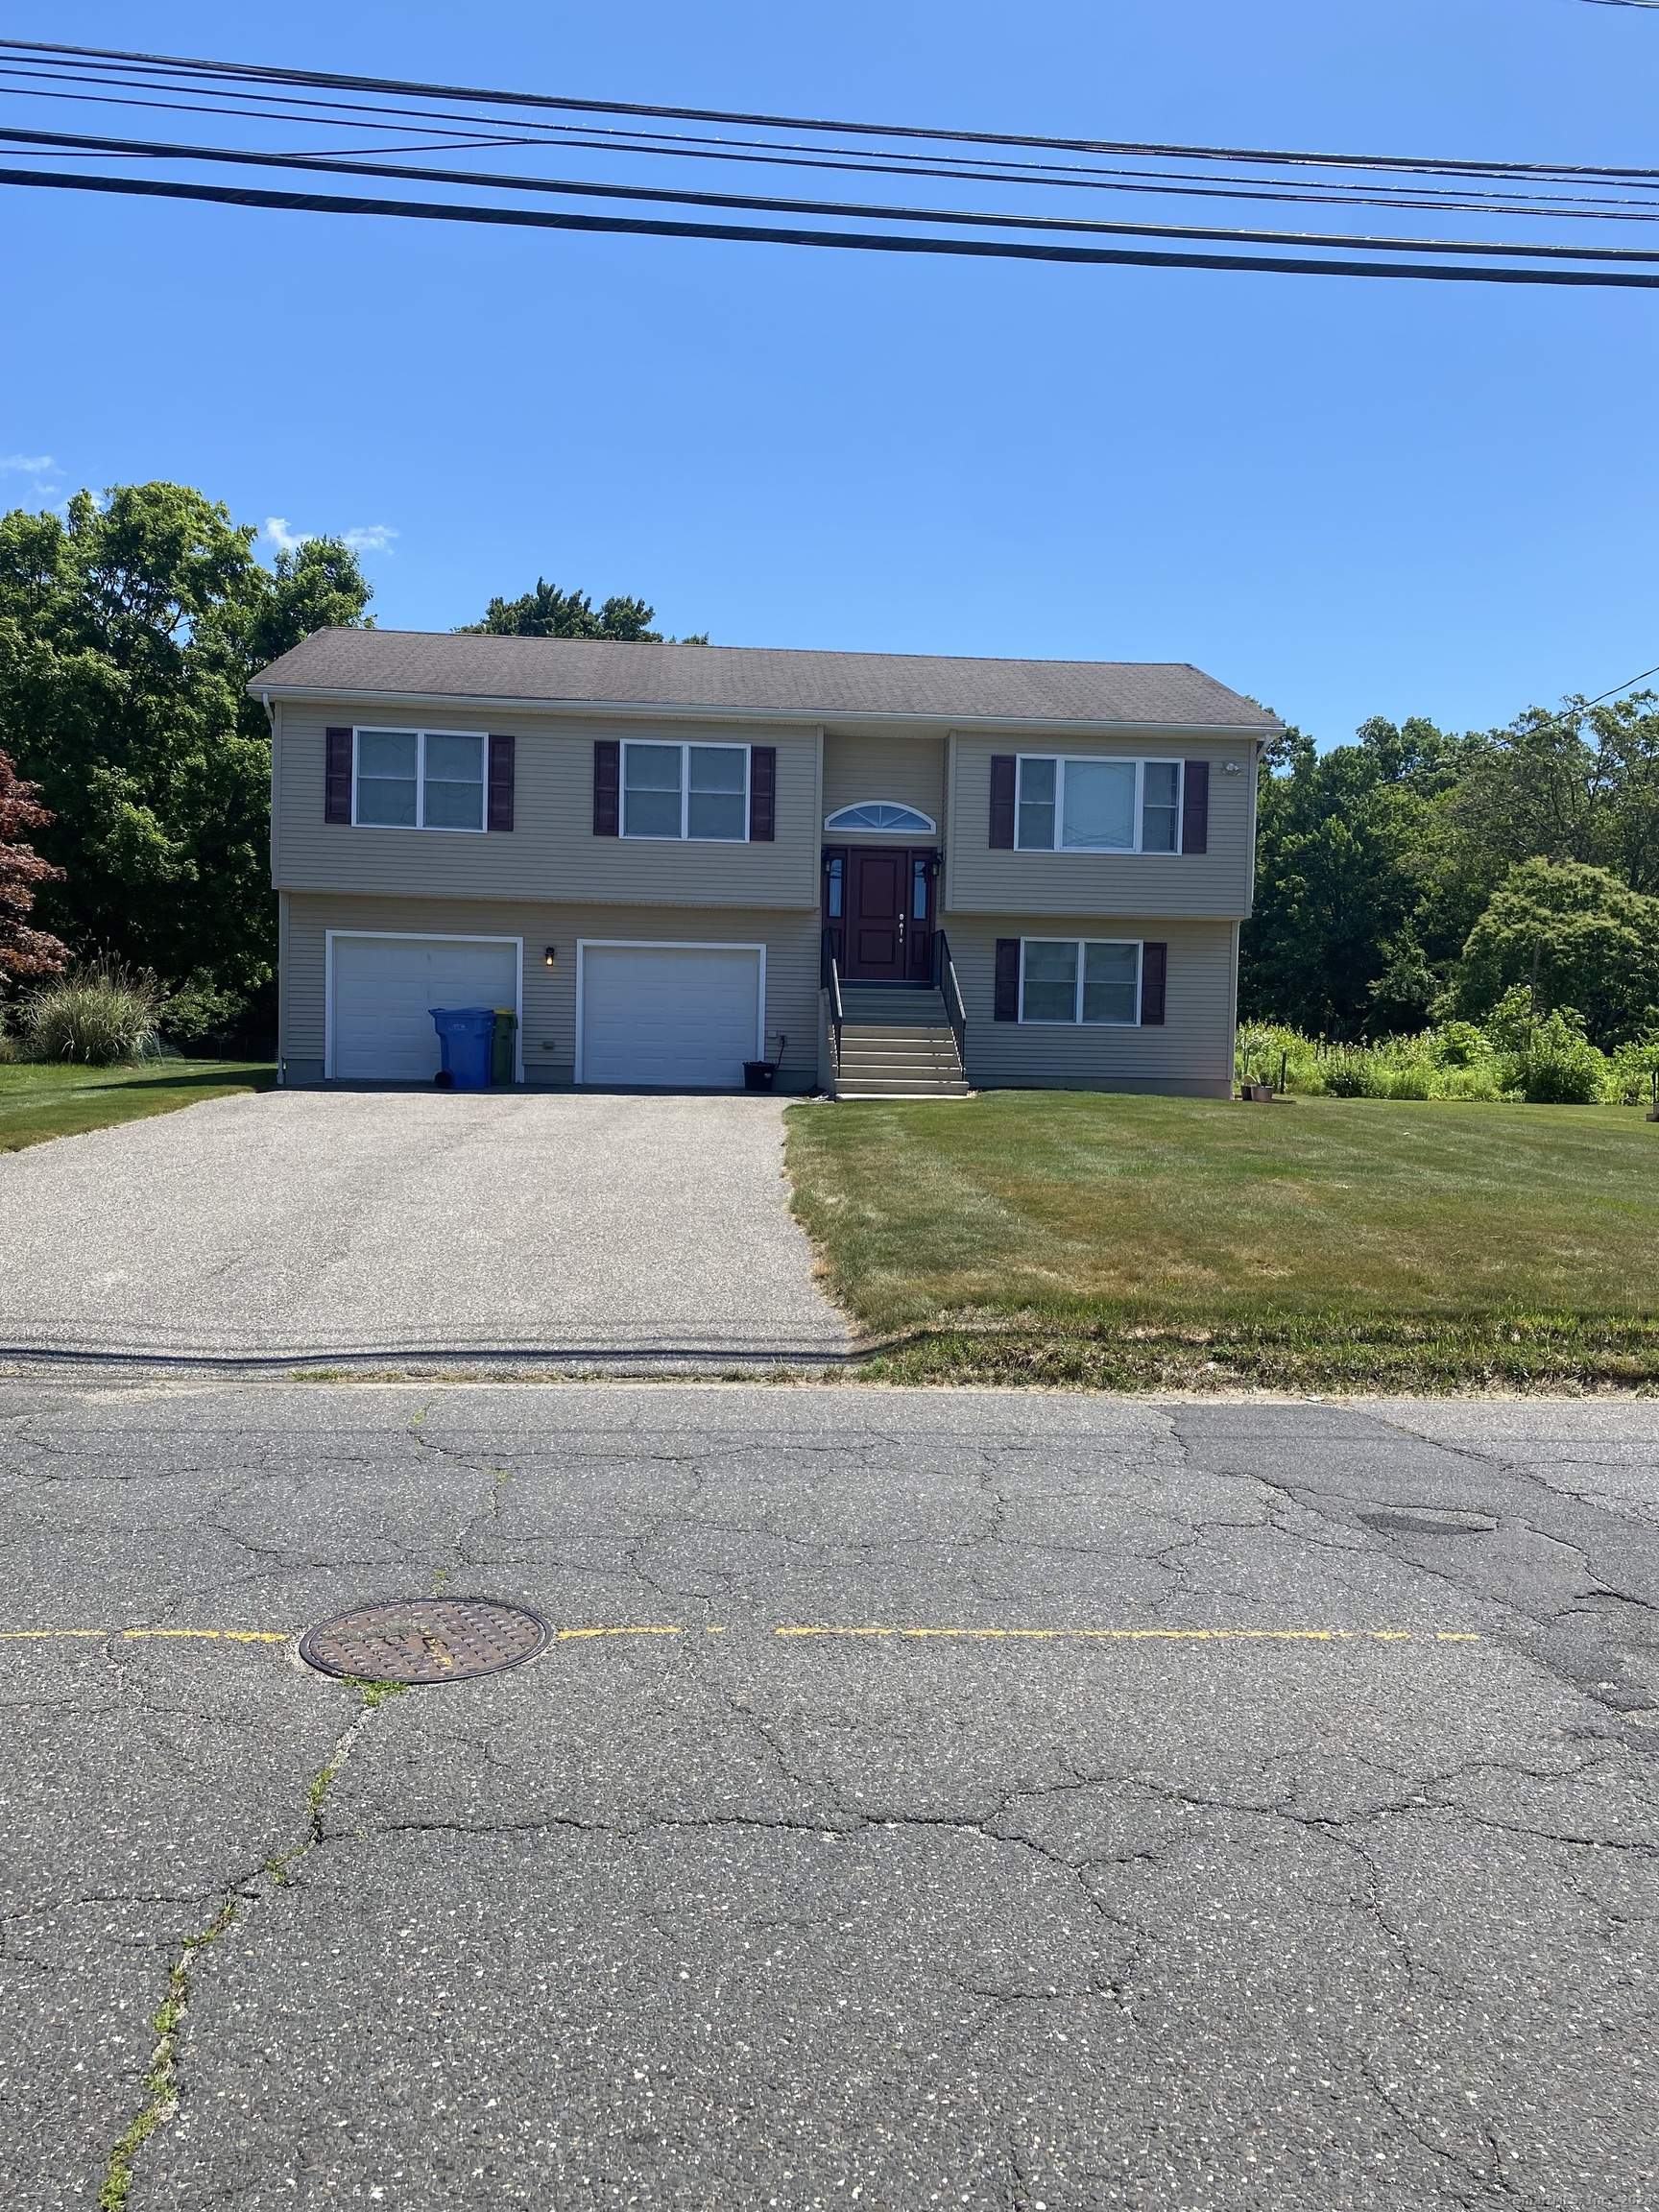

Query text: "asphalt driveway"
[0, 1090, 849, 1365]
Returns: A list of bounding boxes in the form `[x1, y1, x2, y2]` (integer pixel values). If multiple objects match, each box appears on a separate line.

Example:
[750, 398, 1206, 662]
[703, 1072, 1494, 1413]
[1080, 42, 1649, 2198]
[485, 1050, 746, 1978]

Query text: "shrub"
[1607, 1033, 1659, 1109]
[1497, 1008, 1609, 1105]
[19, 959, 161, 1065]
[1321, 1047, 1386, 1097]
[159, 973, 249, 1046]
[1235, 1023, 1334, 1094]
[1381, 1063, 1432, 1100]
[1427, 1021, 1487, 1069]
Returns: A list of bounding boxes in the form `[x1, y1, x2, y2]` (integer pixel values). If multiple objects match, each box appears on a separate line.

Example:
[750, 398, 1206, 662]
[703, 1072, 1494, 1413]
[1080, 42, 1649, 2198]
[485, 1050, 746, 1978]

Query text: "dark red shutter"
[325, 727, 352, 824]
[593, 738, 620, 836]
[1141, 942, 1167, 1024]
[487, 734, 516, 831]
[994, 938, 1021, 1021]
[1181, 761, 1210, 854]
[749, 745, 776, 841]
[989, 756, 1017, 849]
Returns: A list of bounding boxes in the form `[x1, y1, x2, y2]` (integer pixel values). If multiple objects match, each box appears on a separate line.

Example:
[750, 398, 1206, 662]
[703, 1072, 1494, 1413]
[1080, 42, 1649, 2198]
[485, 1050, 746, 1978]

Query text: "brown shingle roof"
[252, 629, 1278, 730]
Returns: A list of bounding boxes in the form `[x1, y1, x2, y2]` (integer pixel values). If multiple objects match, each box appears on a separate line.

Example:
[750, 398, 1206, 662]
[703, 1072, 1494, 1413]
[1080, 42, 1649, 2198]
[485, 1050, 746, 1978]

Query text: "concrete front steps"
[833, 985, 971, 1098]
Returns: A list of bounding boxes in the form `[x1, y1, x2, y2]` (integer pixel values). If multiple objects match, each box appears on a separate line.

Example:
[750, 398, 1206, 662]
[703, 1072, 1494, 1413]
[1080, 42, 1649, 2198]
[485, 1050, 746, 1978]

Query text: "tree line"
[0, 481, 679, 1044]
[1243, 704, 1659, 1047]
[2, 476, 1655, 1057]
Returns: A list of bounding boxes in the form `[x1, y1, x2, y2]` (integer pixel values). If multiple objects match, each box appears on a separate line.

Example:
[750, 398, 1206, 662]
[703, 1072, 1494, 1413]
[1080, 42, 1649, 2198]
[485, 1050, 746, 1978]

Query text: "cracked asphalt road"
[2, 1381, 1656, 2210]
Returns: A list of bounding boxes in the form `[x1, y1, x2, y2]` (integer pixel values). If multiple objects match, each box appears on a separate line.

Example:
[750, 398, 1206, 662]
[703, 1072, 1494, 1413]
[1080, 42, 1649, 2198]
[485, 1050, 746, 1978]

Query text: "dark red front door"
[824, 847, 936, 981]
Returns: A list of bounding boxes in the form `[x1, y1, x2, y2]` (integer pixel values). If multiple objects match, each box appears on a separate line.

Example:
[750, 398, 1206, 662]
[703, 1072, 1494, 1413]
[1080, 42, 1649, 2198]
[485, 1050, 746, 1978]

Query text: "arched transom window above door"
[824, 801, 936, 834]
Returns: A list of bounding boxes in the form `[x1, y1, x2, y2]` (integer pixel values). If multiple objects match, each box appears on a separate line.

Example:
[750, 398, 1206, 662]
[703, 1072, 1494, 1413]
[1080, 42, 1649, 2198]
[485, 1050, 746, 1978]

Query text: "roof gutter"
[246, 680, 1281, 738]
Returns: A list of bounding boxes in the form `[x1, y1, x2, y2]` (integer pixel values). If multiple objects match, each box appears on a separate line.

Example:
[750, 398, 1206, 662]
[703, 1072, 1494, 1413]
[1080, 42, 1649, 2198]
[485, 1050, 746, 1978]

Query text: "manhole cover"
[298, 1599, 552, 1684]
[1358, 1508, 1499, 1539]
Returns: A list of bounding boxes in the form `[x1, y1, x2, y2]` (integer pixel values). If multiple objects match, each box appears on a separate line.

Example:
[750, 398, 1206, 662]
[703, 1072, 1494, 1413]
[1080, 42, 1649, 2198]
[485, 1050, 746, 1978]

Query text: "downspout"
[261, 691, 283, 1085]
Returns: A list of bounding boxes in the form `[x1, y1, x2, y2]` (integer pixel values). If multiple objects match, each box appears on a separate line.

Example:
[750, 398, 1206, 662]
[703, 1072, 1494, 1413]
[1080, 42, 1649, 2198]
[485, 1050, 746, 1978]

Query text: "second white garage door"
[579, 942, 763, 1089]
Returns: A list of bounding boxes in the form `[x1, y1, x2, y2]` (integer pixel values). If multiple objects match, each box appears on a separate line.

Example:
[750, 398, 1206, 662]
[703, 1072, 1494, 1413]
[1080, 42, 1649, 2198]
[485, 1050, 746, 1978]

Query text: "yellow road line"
[0, 1623, 1480, 1648]
[775, 1625, 1479, 1644]
[555, 1625, 685, 1641]
[0, 1627, 291, 1644]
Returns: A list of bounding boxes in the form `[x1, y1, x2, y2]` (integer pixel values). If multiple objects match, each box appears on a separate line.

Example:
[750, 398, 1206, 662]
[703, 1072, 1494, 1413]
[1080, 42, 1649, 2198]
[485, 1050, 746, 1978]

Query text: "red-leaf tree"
[0, 745, 68, 987]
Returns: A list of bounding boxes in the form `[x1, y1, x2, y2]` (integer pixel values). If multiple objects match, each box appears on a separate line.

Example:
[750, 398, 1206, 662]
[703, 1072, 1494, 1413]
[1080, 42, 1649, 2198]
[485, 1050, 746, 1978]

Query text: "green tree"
[461, 578, 663, 641]
[1440, 690, 1659, 898]
[1241, 689, 1659, 1040]
[0, 483, 372, 1024]
[1239, 717, 1461, 1037]
[1451, 857, 1659, 1046]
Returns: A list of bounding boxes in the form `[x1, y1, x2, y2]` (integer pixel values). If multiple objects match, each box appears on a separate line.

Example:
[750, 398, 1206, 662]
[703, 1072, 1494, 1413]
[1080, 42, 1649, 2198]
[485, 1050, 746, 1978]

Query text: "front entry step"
[831, 986, 970, 1097]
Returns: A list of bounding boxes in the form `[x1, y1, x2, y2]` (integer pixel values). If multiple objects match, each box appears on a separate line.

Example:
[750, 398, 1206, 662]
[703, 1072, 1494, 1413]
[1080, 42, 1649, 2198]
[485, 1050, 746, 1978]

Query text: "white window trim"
[620, 738, 751, 842]
[573, 939, 767, 1085]
[324, 929, 523, 1081]
[1018, 937, 1143, 1026]
[351, 728, 489, 834]
[1014, 755, 1183, 854]
[823, 801, 937, 835]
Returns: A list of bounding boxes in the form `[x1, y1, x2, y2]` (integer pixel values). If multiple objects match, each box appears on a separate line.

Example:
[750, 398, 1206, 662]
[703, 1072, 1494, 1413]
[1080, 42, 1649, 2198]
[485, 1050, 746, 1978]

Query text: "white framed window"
[353, 729, 486, 832]
[622, 740, 749, 841]
[824, 801, 936, 833]
[1015, 757, 1182, 854]
[1020, 939, 1142, 1024]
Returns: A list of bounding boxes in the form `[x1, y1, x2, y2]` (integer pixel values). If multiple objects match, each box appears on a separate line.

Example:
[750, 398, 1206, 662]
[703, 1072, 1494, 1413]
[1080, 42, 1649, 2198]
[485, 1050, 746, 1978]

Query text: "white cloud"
[263, 517, 397, 556]
[0, 453, 56, 474]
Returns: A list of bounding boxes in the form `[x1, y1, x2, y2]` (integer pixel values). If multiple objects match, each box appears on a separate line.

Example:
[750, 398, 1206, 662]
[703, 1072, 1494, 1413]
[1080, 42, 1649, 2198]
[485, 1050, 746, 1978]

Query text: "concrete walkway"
[0, 1091, 851, 1366]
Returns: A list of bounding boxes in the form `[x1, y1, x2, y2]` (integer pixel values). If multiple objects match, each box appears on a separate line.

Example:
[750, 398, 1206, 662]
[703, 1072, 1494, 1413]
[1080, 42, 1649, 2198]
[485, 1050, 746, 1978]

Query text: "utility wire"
[4, 48, 1658, 220]
[4, 70, 1658, 227]
[10, 123, 1659, 264]
[9, 164, 1659, 285]
[6, 36, 1659, 184]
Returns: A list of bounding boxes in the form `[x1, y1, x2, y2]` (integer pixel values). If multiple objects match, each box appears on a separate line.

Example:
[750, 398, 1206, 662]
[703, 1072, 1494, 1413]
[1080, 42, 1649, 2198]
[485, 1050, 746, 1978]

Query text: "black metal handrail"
[934, 929, 967, 1081]
[821, 928, 845, 1079]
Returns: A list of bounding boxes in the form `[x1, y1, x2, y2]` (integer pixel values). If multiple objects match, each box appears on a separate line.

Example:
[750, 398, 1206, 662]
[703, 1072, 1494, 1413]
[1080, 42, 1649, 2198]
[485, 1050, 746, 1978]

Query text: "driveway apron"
[0, 1091, 849, 1364]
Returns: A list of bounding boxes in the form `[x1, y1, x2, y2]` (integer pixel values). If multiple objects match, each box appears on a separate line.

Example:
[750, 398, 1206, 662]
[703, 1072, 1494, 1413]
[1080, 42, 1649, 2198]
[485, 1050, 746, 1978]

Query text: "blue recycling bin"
[430, 1006, 495, 1090]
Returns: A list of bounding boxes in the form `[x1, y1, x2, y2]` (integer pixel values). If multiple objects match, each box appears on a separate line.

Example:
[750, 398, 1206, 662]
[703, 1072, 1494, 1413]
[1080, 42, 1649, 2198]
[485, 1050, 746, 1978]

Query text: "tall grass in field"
[1238, 989, 1659, 1108]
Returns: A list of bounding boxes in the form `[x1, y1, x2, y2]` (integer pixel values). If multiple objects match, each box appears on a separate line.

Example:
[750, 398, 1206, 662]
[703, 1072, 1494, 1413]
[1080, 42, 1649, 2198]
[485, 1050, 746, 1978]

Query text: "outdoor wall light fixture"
[542, 946, 557, 967]
[1221, 761, 1243, 776]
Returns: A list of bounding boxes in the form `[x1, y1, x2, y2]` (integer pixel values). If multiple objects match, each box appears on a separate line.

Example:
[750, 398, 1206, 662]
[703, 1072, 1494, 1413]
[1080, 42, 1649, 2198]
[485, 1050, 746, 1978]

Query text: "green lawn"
[785, 1092, 1659, 1391]
[0, 1059, 277, 1153]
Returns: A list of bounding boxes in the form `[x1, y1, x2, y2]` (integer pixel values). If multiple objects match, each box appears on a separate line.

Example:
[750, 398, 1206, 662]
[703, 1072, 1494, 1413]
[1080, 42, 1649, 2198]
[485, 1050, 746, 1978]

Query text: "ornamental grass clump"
[20, 959, 161, 1065]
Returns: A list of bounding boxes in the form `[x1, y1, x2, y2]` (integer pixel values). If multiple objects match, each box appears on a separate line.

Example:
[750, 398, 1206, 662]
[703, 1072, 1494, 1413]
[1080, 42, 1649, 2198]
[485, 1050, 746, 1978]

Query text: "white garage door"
[580, 943, 762, 1089]
[330, 934, 519, 1080]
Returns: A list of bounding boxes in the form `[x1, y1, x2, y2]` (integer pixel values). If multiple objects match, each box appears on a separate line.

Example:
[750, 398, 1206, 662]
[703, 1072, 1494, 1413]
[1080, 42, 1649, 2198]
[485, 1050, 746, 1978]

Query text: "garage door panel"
[581, 945, 761, 1090]
[331, 937, 518, 1080]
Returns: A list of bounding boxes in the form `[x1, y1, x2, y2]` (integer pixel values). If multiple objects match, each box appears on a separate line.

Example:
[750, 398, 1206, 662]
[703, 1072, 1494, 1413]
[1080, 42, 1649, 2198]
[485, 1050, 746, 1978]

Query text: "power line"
[11, 123, 1659, 265]
[6, 36, 1659, 185]
[12, 74, 1659, 223]
[9, 164, 1659, 285]
[5, 62, 1659, 228]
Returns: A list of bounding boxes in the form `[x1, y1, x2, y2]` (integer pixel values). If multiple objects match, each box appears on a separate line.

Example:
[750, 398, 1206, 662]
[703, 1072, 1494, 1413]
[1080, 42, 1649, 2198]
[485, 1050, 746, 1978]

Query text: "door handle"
[898, 914, 906, 941]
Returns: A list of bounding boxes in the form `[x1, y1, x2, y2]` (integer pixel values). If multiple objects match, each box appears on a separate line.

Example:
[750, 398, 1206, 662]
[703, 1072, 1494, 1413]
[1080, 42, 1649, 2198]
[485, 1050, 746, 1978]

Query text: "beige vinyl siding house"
[252, 631, 1276, 1097]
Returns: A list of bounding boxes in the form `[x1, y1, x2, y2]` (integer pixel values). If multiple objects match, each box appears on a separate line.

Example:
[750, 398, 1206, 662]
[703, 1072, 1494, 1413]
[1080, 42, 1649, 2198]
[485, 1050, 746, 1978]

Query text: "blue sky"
[2, 0, 1657, 745]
